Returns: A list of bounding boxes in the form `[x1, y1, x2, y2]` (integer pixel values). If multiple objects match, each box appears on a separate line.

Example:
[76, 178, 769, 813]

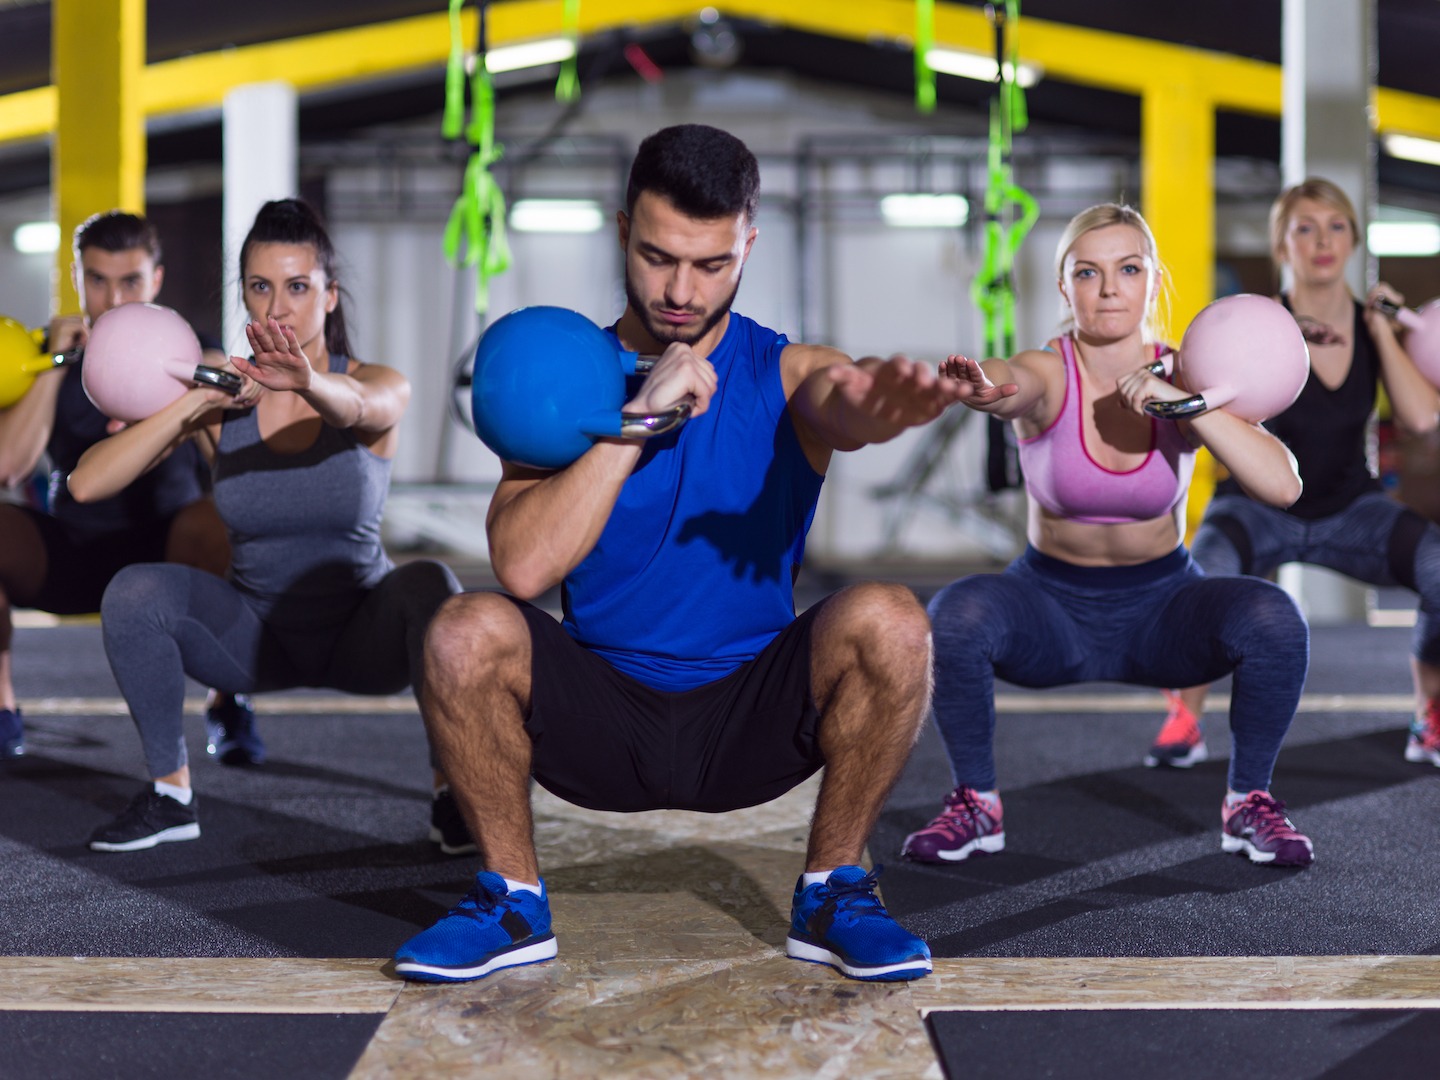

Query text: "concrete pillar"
[1280, 0, 1374, 624]
[222, 82, 298, 352]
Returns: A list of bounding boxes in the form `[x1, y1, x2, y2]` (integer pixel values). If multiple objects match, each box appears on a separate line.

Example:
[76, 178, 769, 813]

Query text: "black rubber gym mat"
[926, 1008, 1440, 1080]
[0, 1012, 383, 1080]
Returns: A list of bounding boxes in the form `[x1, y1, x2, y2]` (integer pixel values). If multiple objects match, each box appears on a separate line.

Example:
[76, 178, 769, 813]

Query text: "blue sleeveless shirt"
[211, 354, 394, 632]
[561, 312, 824, 691]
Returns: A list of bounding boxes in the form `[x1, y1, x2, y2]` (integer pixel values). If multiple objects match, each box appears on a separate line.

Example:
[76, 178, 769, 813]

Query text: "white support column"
[1280, 0, 1375, 625]
[222, 82, 298, 352]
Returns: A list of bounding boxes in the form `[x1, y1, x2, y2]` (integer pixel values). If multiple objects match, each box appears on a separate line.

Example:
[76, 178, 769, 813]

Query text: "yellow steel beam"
[4, 3, 1439, 145]
[1142, 80, 1216, 336]
[52, 0, 146, 316]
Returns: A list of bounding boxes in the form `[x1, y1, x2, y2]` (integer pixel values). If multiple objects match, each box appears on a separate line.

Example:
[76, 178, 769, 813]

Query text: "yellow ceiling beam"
[2, 2, 1439, 145]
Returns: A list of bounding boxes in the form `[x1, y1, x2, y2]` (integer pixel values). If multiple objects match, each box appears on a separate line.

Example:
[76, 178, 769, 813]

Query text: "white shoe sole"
[785, 937, 931, 981]
[427, 826, 479, 856]
[1221, 833, 1313, 867]
[1144, 743, 1208, 769]
[1404, 739, 1440, 767]
[928, 831, 1005, 862]
[395, 934, 557, 982]
[90, 822, 201, 852]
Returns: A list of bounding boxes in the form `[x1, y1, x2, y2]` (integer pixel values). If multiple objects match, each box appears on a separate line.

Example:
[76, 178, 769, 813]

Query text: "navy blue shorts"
[511, 596, 826, 814]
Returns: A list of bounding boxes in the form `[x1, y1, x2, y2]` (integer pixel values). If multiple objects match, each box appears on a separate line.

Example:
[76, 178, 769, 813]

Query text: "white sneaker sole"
[1405, 739, 1440, 767]
[89, 822, 201, 852]
[395, 934, 557, 982]
[427, 826, 479, 856]
[785, 937, 932, 981]
[1144, 743, 1209, 769]
[927, 831, 1006, 862]
[1221, 833, 1314, 867]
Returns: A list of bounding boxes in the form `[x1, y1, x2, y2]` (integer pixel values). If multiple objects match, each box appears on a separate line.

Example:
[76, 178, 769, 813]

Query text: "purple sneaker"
[901, 787, 1004, 863]
[1221, 791, 1313, 867]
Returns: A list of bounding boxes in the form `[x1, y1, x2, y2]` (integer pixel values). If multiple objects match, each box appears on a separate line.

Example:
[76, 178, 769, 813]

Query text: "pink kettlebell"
[1375, 298, 1440, 387]
[81, 302, 240, 422]
[1145, 293, 1310, 422]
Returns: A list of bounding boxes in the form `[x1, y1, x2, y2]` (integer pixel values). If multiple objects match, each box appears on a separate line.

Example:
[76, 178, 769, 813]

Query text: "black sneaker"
[89, 790, 201, 852]
[0, 707, 22, 758]
[206, 694, 265, 766]
[430, 788, 478, 856]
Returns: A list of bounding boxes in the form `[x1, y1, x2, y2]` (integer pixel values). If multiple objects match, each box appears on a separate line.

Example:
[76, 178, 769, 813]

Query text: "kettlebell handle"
[1141, 356, 1214, 420]
[192, 366, 243, 395]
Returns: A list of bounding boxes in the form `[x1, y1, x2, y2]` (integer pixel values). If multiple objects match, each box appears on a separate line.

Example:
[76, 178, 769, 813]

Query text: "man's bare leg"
[420, 592, 540, 882]
[805, 582, 932, 872]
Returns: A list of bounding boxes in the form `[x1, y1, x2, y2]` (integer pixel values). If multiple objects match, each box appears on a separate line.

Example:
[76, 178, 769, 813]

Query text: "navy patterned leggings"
[927, 545, 1309, 793]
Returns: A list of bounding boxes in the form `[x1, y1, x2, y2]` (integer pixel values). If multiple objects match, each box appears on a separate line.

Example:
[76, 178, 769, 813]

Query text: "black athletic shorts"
[20, 507, 174, 615]
[512, 595, 828, 814]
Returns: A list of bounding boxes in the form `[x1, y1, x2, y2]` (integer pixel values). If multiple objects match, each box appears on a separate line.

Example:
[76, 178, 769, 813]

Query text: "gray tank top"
[212, 353, 394, 631]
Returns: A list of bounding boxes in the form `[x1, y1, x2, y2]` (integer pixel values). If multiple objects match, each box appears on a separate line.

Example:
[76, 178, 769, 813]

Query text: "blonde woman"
[905, 203, 1315, 869]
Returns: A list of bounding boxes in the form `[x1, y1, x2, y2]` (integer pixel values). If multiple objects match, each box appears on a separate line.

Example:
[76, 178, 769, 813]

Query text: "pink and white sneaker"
[902, 787, 1004, 863]
[1221, 791, 1313, 867]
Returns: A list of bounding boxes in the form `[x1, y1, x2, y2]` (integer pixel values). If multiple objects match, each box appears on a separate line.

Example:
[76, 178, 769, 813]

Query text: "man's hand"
[938, 355, 1020, 408]
[825, 353, 968, 430]
[624, 341, 717, 418]
[47, 314, 87, 356]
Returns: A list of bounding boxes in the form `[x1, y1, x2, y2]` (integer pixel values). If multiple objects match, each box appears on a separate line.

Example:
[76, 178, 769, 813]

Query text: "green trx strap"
[556, 0, 581, 103]
[914, 0, 936, 114]
[967, 1, 1036, 490]
[441, 0, 512, 315]
[970, 0, 1036, 361]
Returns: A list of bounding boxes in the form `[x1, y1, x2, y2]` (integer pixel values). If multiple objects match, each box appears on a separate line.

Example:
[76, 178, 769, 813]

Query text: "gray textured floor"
[1, 613, 1437, 963]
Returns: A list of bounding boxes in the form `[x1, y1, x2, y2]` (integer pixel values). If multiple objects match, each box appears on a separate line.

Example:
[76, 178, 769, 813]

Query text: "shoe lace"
[823, 866, 887, 922]
[451, 878, 510, 921]
[1235, 792, 1304, 840]
[1156, 692, 1200, 744]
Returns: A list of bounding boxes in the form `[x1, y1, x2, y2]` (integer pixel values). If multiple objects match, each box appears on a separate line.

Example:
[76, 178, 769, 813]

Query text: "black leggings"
[100, 560, 459, 777]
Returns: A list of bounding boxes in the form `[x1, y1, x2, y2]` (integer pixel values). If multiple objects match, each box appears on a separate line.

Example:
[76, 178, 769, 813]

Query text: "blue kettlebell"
[470, 305, 692, 468]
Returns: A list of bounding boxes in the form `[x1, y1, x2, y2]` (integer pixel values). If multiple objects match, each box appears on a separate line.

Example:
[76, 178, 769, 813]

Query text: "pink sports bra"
[1016, 334, 1194, 525]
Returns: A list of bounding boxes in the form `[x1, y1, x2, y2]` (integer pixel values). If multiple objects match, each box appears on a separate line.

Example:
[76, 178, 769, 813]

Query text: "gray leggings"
[100, 560, 460, 777]
[1193, 489, 1440, 665]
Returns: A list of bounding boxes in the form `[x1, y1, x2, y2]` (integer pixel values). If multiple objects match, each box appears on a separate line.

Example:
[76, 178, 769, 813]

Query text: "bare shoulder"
[348, 358, 410, 391]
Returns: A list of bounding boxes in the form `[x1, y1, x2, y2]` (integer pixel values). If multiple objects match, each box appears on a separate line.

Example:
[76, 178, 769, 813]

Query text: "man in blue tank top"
[395, 124, 967, 984]
[0, 212, 252, 762]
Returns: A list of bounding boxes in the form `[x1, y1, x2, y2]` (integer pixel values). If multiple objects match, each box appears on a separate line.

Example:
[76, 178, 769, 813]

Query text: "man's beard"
[625, 272, 742, 348]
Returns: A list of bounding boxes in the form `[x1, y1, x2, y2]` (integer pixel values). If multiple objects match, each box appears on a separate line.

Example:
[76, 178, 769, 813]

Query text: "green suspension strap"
[914, 0, 936, 114]
[555, 0, 581, 103]
[442, 0, 511, 315]
[969, 0, 1037, 489]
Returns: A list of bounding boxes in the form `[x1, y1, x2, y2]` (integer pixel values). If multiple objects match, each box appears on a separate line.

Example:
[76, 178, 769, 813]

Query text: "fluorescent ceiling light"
[509, 199, 606, 234]
[926, 48, 1042, 89]
[880, 193, 970, 228]
[1383, 133, 1440, 167]
[13, 221, 59, 255]
[1368, 220, 1440, 257]
[485, 38, 577, 74]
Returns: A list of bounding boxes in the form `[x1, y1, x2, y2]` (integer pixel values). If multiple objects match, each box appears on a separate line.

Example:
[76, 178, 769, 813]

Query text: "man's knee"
[816, 582, 930, 679]
[424, 592, 529, 685]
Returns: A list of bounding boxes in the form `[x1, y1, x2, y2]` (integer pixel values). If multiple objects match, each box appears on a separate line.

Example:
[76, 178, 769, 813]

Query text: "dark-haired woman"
[69, 199, 462, 852]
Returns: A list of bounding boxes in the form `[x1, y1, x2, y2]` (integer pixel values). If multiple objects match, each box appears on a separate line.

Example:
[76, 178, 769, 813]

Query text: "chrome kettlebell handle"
[1141, 356, 1211, 419]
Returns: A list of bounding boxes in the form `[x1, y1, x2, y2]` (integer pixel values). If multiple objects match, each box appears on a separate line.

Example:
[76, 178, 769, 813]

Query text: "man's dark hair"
[73, 211, 162, 264]
[625, 124, 760, 222]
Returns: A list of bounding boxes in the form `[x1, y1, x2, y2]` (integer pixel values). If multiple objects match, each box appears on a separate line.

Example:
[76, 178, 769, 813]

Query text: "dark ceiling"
[2, 1, 1439, 198]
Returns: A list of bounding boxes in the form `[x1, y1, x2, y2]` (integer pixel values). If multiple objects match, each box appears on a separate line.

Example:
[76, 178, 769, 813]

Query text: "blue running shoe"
[394, 871, 556, 982]
[785, 865, 931, 981]
[0, 708, 22, 758]
[206, 694, 265, 766]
